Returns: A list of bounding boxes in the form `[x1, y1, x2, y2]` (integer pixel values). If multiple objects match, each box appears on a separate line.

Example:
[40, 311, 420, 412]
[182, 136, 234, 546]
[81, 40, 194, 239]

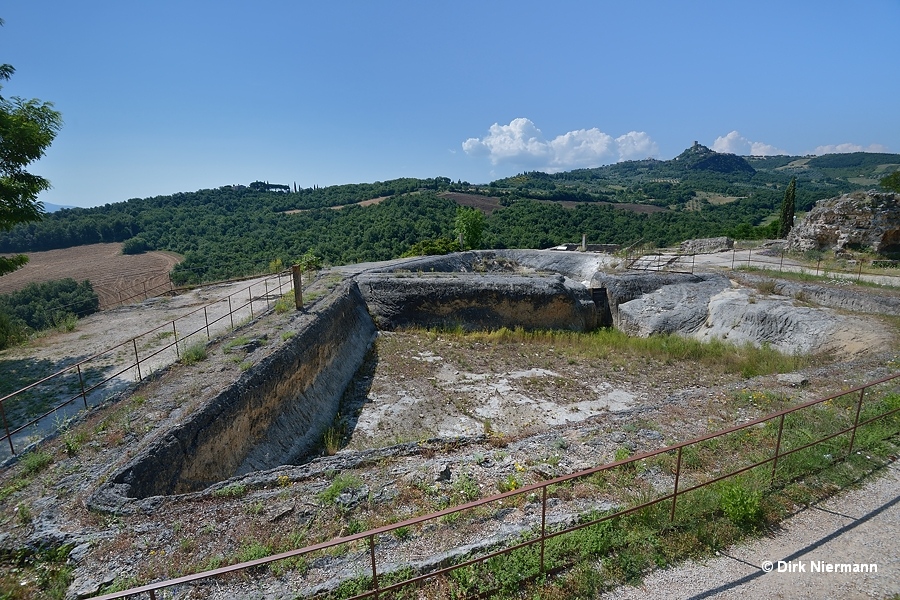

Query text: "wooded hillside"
[1, 146, 897, 284]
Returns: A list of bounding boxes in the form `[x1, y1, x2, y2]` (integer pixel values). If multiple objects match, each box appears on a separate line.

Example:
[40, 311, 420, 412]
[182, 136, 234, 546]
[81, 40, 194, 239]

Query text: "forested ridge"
[1, 147, 897, 284]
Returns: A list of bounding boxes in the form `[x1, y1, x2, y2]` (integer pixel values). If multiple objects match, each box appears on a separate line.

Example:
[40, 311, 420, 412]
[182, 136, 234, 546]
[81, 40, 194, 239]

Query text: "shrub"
[497, 474, 521, 493]
[214, 484, 248, 498]
[274, 293, 293, 314]
[452, 473, 481, 503]
[319, 473, 363, 505]
[323, 425, 343, 456]
[181, 342, 207, 365]
[121, 236, 151, 254]
[756, 279, 777, 295]
[0, 310, 28, 349]
[21, 449, 53, 475]
[236, 541, 272, 563]
[719, 482, 762, 530]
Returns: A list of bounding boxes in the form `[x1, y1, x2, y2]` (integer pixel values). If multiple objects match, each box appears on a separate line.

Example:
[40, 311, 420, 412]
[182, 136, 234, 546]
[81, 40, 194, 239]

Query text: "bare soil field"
[281, 196, 390, 215]
[0, 243, 182, 309]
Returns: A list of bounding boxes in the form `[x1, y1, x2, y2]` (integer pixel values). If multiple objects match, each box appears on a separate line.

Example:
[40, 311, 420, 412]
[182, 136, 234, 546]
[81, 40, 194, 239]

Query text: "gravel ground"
[600, 461, 900, 600]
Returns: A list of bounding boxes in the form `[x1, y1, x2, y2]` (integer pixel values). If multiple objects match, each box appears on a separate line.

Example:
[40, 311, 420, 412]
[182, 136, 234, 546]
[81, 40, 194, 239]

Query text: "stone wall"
[356, 271, 599, 332]
[91, 281, 377, 503]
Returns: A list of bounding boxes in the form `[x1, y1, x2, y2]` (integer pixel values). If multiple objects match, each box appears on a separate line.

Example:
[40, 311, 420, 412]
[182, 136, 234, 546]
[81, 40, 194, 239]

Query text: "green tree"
[296, 249, 322, 273]
[777, 177, 796, 239]
[880, 171, 900, 193]
[454, 206, 485, 250]
[0, 18, 63, 276]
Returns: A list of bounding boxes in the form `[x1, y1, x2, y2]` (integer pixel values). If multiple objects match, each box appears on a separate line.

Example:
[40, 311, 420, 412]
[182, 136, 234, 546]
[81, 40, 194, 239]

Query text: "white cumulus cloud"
[462, 118, 658, 172]
[813, 142, 889, 155]
[712, 131, 787, 156]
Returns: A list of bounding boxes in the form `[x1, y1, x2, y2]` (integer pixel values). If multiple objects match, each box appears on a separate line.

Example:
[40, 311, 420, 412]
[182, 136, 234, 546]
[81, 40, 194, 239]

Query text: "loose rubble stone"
[777, 373, 810, 387]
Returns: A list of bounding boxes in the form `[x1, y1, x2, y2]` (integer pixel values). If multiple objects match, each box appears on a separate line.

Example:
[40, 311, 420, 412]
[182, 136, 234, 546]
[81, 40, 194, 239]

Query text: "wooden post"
[292, 265, 303, 310]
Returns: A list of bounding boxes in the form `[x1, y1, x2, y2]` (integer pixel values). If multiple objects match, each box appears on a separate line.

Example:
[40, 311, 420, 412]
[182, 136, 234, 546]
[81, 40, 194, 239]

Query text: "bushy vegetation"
[0, 278, 99, 348]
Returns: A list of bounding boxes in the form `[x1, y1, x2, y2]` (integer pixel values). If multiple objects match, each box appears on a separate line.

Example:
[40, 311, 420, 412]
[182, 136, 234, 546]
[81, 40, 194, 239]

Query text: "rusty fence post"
[292, 265, 303, 310]
[732, 249, 736, 270]
[771, 413, 786, 484]
[172, 321, 179, 358]
[203, 307, 211, 340]
[264, 278, 270, 310]
[847, 387, 867, 456]
[1, 400, 14, 455]
[857, 261, 863, 283]
[132, 338, 142, 382]
[76, 364, 88, 410]
[228, 296, 234, 330]
[369, 534, 379, 598]
[540, 484, 548, 574]
[670, 446, 683, 521]
[780, 250, 784, 272]
[248, 286, 254, 319]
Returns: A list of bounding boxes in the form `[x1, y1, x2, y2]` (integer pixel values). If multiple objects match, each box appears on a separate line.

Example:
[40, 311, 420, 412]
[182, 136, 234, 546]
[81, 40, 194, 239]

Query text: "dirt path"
[601, 462, 900, 599]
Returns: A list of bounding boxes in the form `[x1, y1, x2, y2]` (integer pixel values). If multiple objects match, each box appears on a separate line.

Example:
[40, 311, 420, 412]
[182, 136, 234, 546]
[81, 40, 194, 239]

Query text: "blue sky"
[3, 1, 898, 208]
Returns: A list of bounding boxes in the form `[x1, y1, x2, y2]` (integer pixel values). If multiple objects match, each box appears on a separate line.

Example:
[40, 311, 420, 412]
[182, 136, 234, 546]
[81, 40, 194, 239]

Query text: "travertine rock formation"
[679, 236, 733, 254]
[787, 191, 900, 255]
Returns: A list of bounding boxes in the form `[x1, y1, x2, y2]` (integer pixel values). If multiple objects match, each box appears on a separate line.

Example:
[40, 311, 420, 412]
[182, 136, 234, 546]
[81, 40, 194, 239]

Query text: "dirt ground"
[0, 243, 182, 309]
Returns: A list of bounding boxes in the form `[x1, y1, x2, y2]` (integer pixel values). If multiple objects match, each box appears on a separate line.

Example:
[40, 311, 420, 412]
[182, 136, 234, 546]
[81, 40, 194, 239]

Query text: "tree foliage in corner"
[0, 18, 63, 276]
[778, 177, 796, 239]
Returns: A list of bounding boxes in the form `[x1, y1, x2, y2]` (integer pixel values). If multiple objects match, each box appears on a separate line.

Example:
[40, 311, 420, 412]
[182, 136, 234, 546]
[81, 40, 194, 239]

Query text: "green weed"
[180, 342, 208, 365]
[319, 473, 363, 505]
[222, 336, 250, 354]
[20, 448, 53, 475]
[719, 482, 763, 530]
[213, 484, 248, 498]
[274, 293, 294, 314]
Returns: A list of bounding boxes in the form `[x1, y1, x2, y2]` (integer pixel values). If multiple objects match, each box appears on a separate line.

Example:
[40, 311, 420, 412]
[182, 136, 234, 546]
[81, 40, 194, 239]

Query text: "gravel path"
[600, 462, 900, 600]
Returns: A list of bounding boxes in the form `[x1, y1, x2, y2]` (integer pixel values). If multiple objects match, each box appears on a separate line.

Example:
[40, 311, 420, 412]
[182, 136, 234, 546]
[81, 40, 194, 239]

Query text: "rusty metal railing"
[627, 248, 897, 285]
[0, 271, 294, 457]
[89, 372, 900, 600]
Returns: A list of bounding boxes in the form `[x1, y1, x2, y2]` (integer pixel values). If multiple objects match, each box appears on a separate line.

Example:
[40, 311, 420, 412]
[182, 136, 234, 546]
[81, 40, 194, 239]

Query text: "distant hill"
[2, 146, 898, 283]
[672, 142, 756, 175]
[490, 143, 899, 213]
[42, 202, 76, 213]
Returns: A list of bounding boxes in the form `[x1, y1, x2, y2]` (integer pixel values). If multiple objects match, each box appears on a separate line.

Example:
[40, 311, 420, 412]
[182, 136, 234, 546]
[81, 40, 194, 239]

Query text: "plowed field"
[0, 243, 182, 309]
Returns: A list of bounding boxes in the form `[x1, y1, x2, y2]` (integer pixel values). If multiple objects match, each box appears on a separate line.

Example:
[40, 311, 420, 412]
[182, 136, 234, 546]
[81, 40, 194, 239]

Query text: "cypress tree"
[778, 177, 796, 239]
